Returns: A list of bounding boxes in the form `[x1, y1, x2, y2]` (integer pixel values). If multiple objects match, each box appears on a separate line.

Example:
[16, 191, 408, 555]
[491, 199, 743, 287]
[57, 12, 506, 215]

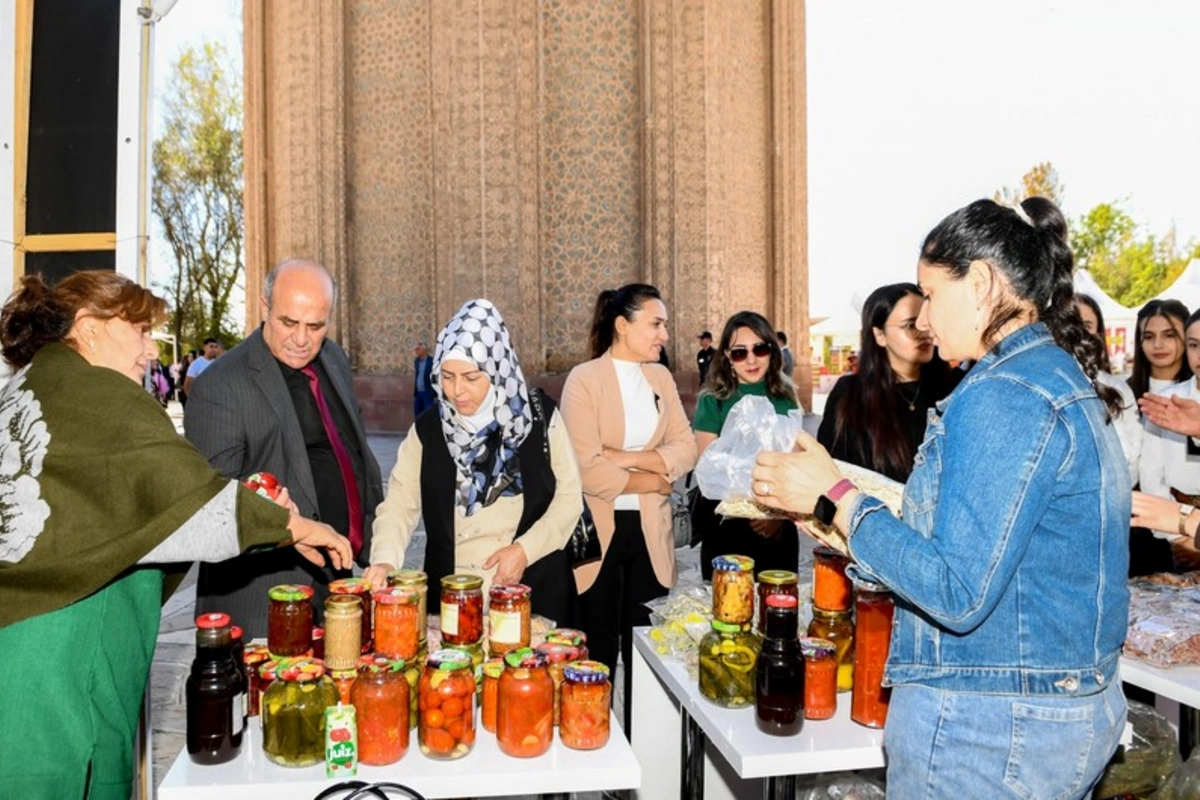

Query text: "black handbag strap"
[314, 781, 428, 800]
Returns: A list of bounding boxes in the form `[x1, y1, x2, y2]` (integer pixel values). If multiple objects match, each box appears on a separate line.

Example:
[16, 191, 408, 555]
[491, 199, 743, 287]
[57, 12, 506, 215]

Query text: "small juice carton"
[325, 702, 358, 778]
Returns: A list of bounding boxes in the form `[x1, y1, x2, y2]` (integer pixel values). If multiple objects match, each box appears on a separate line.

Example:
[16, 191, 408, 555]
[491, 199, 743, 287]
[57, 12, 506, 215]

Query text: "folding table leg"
[681, 708, 705, 800]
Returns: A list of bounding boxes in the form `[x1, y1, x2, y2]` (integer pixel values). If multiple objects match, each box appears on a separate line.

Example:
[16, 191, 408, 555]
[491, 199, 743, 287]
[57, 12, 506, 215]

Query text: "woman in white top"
[560, 284, 696, 734]
[1128, 299, 1191, 406]
[1075, 294, 1140, 484]
[1138, 308, 1200, 513]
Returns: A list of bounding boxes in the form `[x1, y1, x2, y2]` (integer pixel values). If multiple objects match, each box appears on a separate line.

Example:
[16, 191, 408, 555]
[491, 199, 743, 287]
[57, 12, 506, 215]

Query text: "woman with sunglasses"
[692, 311, 800, 579]
[817, 283, 961, 483]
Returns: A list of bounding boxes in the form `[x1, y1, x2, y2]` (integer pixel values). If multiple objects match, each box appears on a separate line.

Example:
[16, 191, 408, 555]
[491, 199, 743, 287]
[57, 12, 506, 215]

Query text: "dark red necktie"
[301, 365, 363, 556]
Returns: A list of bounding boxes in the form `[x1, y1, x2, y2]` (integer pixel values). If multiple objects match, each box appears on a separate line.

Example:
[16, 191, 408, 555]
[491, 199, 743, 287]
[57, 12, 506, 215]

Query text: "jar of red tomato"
[330, 577, 374, 652]
[534, 641, 581, 725]
[497, 648, 554, 758]
[352, 655, 409, 765]
[417, 649, 476, 760]
[851, 580, 894, 728]
[267, 584, 314, 659]
[373, 586, 419, 661]
[488, 583, 531, 658]
[440, 575, 484, 646]
[560, 661, 611, 750]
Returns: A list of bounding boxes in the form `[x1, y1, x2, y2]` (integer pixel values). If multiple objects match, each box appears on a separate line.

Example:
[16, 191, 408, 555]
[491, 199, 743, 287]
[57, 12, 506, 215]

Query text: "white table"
[159, 712, 639, 799]
[631, 628, 884, 800]
[1121, 655, 1200, 755]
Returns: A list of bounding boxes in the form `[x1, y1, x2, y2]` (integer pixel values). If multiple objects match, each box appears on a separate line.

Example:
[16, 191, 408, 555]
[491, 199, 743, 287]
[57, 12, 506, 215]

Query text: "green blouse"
[692, 380, 798, 434]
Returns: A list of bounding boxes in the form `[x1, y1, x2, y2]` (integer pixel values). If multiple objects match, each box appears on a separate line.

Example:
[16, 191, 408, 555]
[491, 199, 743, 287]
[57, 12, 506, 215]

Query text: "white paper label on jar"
[490, 609, 522, 644]
[442, 601, 459, 637]
[232, 693, 245, 735]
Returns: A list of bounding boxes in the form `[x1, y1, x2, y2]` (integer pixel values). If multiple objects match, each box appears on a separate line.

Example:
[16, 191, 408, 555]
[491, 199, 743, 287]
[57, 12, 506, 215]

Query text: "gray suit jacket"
[184, 327, 384, 636]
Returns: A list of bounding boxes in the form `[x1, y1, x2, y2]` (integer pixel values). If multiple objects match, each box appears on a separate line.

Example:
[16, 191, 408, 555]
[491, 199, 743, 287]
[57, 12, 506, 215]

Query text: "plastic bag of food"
[1123, 577, 1200, 668]
[1093, 700, 1179, 798]
[694, 395, 804, 504]
[645, 580, 712, 676]
[1153, 744, 1200, 799]
[797, 769, 886, 799]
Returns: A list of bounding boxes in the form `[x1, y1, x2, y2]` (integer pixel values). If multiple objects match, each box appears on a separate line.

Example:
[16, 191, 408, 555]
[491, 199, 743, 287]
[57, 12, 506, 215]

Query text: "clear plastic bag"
[1123, 576, 1200, 668]
[1093, 700, 1179, 798]
[694, 395, 805, 504]
[1153, 744, 1200, 799]
[644, 579, 713, 677]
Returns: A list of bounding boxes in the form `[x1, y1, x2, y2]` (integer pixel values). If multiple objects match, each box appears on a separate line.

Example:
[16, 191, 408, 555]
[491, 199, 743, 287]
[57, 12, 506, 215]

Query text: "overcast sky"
[152, 1, 1200, 319]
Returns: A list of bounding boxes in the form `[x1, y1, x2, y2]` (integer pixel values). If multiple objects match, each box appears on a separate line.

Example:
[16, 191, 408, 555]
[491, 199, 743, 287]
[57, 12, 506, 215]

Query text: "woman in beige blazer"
[560, 283, 697, 733]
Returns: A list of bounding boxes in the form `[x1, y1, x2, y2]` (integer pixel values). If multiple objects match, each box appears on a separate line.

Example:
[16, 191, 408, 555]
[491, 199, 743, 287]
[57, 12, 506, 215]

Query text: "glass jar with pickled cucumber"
[711, 555, 755, 625]
[261, 658, 339, 767]
[807, 607, 854, 692]
[698, 621, 761, 708]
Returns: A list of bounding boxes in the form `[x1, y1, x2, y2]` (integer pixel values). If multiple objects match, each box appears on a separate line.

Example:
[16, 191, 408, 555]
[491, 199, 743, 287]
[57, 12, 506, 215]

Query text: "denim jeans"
[884, 679, 1126, 800]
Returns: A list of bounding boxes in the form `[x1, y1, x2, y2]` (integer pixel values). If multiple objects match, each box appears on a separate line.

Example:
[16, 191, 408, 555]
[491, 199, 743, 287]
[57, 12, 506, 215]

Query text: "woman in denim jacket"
[753, 197, 1130, 799]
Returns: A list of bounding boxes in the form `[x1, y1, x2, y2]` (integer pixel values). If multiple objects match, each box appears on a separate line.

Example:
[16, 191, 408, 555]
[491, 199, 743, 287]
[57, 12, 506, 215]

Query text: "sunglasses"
[727, 342, 774, 362]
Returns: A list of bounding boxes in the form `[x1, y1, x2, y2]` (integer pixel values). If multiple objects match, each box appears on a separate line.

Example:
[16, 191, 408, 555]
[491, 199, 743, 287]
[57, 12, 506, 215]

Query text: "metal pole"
[680, 708, 705, 800]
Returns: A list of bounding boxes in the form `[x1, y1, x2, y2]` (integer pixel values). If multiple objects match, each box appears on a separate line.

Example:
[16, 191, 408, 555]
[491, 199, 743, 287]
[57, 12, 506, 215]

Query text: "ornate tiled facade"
[244, 0, 808, 431]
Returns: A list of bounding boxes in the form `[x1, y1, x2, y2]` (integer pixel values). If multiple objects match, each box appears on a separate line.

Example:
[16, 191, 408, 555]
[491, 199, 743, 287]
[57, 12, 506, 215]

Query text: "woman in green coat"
[0, 271, 351, 800]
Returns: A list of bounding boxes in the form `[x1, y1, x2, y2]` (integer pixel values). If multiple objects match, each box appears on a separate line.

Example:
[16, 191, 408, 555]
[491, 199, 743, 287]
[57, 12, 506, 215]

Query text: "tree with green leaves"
[993, 161, 1065, 208]
[152, 41, 244, 353]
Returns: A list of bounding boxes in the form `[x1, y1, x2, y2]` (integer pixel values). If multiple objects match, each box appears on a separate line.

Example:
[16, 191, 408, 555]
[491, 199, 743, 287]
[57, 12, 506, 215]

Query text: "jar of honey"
[560, 661, 611, 750]
[352, 655, 409, 765]
[329, 577, 374, 653]
[806, 607, 854, 692]
[812, 545, 852, 611]
[440, 575, 484, 646]
[267, 584, 314, 659]
[488, 583, 532, 658]
[373, 586, 419, 661]
[711, 555, 755, 625]
[497, 648, 554, 758]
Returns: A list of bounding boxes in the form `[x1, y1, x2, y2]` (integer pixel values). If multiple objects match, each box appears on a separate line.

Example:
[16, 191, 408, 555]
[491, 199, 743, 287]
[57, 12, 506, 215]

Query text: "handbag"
[314, 781, 428, 800]
[530, 388, 602, 568]
[671, 471, 701, 549]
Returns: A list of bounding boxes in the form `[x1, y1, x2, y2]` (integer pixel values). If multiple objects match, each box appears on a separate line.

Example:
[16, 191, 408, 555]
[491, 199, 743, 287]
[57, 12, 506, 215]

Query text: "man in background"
[182, 337, 223, 396]
[696, 331, 715, 387]
[413, 341, 436, 419]
[777, 330, 795, 377]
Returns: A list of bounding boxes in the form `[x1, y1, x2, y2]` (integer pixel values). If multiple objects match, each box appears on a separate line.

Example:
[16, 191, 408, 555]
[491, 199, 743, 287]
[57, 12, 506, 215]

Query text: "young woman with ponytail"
[748, 198, 1128, 798]
[559, 283, 696, 735]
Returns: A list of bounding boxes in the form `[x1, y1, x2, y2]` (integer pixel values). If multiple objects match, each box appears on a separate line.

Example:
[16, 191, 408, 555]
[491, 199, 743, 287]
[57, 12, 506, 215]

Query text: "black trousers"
[694, 495, 801, 581]
[579, 510, 668, 736]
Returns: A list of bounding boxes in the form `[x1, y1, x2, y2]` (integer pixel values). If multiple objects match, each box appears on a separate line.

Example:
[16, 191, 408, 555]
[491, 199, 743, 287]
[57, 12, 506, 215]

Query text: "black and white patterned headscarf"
[433, 299, 533, 516]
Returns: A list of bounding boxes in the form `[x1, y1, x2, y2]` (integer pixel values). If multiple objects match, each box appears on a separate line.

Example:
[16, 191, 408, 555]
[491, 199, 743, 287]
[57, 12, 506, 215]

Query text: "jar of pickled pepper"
[481, 658, 504, 733]
[243, 645, 271, 717]
[560, 661, 611, 750]
[756, 570, 799, 631]
[323, 594, 363, 670]
[699, 621, 761, 708]
[800, 637, 837, 720]
[851, 580, 894, 728]
[373, 586, 419, 661]
[812, 545, 853, 612]
[544, 628, 589, 661]
[330, 577, 374, 653]
[488, 583, 532, 658]
[330, 668, 357, 705]
[440, 575, 484, 646]
[711, 555, 755, 625]
[417, 650, 476, 760]
[497, 648, 554, 758]
[352, 655, 409, 765]
[261, 658, 339, 767]
[267, 584, 314, 659]
[388, 569, 429, 649]
[807, 607, 854, 692]
[534, 641, 581, 724]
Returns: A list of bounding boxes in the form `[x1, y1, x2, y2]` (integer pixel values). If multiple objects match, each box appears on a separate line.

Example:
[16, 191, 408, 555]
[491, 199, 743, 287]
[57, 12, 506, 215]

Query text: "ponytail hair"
[587, 283, 662, 359]
[919, 197, 1122, 417]
[1, 271, 167, 369]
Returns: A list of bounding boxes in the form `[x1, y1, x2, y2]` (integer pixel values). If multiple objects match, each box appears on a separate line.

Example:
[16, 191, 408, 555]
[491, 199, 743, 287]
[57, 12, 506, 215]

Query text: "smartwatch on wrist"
[814, 478, 856, 526]
[1180, 504, 1196, 537]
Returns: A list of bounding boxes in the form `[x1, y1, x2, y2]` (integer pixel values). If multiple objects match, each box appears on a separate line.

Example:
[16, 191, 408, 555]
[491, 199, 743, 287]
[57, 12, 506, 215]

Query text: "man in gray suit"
[185, 259, 384, 637]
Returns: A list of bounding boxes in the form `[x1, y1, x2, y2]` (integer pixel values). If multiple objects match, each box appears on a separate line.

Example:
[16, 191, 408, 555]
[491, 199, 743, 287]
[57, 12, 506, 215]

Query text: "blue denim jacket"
[848, 323, 1130, 697]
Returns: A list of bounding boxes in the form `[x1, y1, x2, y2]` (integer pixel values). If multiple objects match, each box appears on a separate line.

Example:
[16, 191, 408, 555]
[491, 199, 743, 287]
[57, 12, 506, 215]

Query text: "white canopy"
[1074, 269, 1131, 320]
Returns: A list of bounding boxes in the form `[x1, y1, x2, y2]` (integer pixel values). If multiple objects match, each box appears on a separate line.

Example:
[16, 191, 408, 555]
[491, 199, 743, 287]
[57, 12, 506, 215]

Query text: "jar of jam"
[311, 627, 324, 661]
[711, 555, 755, 625]
[261, 658, 339, 767]
[330, 577, 374, 652]
[497, 648, 554, 758]
[560, 661, 611, 750]
[807, 607, 854, 692]
[851, 580, 894, 728]
[756, 570, 799, 632]
[331, 668, 357, 705]
[535, 641, 581, 724]
[755, 596, 803, 736]
[481, 658, 504, 733]
[699, 621, 761, 708]
[388, 569, 429, 649]
[812, 545, 852, 612]
[373, 586, 419, 661]
[323, 594, 363, 670]
[352, 655, 410, 765]
[417, 650, 476, 760]
[544, 628, 589, 660]
[800, 637, 837, 720]
[243, 645, 271, 717]
[267, 584, 314, 659]
[440, 575, 484, 645]
[488, 583, 532, 658]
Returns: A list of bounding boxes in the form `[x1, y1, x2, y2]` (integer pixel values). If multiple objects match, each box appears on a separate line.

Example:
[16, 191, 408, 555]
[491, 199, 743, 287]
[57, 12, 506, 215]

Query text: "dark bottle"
[230, 624, 248, 729]
[186, 612, 244, 764]
[755, 594, 803, 736]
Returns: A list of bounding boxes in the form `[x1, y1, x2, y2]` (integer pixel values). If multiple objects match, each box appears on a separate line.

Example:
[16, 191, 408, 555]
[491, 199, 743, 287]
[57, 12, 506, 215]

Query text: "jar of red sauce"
[440, 575, 484, 646]
[373, 586, 419, 661]
[851, 580, 894, 728]
[756, 570, 799, 631]
[352, 655, 409, 765]
[497, 648, 554, 758]
[267, 584, 314, 659]
[417, 649, 476, 760]
[534, 641, 581, 725]
[560, 661, 611, 750]
[800, 637, 837, 720]
[388, 569, 429, 650]
[488, 583, 532, 658]
[330, 577, 374, 653]
[812, 545, 852, 612]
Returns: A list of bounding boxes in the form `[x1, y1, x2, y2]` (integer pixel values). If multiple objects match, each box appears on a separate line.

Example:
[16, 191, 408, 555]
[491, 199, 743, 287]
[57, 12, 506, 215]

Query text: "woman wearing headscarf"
[366, 299, 583, 624]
